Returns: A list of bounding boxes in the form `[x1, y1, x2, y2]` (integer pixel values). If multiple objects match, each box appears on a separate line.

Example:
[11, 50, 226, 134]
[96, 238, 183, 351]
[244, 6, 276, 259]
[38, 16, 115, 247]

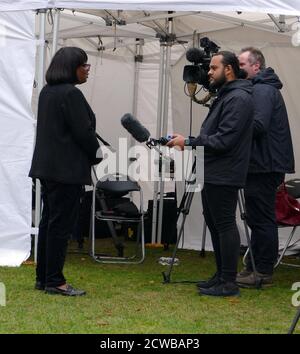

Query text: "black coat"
[29, 84, 100, 185]
[190, 79, 254, 187]
[248, 68, 295, 174]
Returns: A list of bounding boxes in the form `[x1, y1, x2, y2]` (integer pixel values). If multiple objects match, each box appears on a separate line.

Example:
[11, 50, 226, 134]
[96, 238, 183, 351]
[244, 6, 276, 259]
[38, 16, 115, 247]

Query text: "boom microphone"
[186, 47, 206, 64]
[121, 113, 151, 143]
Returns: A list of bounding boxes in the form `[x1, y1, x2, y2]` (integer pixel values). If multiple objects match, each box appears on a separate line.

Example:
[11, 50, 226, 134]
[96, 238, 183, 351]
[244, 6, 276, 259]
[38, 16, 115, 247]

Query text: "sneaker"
[236, 272, 273, 288]
[45, 284, 86, 296]
[196, 273, 220, 289]
[199, 281, 240, 297]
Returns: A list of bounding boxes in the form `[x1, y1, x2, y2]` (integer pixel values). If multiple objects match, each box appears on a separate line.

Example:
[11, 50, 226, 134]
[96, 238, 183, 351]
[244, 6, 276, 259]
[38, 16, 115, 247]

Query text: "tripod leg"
[162, 192, 195, 283]
[288, 307, 300, 334]
[238, 190, 262, 289]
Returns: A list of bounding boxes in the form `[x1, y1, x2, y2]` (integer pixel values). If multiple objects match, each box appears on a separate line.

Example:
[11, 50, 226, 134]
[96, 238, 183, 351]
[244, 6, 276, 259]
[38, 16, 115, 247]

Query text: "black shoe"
[199, 281, 240, 297]
[45, 284, 86, 296]
[35, 281, 45, 291]
[196, 273, 220, 289]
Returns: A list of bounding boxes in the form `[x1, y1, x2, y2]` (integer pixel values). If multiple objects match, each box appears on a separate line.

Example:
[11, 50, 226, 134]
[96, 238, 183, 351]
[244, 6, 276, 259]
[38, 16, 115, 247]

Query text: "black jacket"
[190, 79, 253, 187]
[248, 68, 294, 174]
[29, 84, 100, 185]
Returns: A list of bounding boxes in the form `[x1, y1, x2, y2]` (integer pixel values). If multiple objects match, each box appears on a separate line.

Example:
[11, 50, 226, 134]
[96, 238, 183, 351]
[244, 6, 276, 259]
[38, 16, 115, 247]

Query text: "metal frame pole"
[34, 9, 47, 263]
[129, 40, 144, 202]
[157, 15, 173, 244]
[51, 8, 61, 57]
[151, 42, 166, 244]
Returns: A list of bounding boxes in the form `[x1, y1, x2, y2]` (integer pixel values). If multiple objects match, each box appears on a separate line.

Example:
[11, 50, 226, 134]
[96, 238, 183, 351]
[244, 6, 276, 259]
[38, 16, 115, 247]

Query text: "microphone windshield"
[186, 47, 205, 64]
[121, 113, 150, 143]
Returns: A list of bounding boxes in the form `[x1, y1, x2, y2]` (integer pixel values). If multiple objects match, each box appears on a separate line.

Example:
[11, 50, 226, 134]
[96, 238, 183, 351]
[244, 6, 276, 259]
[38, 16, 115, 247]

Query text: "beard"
[209, 71, 226, 91]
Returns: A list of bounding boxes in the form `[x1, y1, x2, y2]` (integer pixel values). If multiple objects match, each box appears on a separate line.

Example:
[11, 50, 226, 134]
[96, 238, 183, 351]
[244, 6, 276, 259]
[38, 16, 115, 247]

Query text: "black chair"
[90, 173, 145, 264]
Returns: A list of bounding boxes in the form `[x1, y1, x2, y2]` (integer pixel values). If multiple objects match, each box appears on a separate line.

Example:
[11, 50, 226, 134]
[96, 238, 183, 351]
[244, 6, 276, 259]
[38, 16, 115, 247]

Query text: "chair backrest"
[285, 179, 300, 199]
[276, 182, 300, 226]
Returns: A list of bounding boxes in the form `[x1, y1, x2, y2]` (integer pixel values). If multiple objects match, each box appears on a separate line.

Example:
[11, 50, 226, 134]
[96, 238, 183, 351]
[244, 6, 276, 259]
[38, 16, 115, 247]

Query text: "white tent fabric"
[0, 10, 36, 266]
[2, 1, 300, 15]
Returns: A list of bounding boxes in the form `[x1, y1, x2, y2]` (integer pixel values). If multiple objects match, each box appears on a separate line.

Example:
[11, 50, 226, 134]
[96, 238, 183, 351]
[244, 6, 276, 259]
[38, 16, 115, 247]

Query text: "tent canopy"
[1, 1, 300, 15]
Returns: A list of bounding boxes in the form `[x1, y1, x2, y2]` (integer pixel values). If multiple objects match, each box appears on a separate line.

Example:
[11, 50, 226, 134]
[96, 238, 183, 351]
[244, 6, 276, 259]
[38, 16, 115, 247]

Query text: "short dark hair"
[46, 47, 88, 85]
[214, 51, 240, 78]
[240, 47, 266, 70]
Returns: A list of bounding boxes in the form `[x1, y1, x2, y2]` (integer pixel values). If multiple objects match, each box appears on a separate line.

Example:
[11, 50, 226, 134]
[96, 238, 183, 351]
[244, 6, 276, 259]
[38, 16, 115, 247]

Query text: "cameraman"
[237, 47, 295, 287]
[167, 51, 254, 297]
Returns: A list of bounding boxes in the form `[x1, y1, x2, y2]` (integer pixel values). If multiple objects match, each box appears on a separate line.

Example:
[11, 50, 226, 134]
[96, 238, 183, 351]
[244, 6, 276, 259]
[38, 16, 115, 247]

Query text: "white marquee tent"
[1, 1, 300, 266]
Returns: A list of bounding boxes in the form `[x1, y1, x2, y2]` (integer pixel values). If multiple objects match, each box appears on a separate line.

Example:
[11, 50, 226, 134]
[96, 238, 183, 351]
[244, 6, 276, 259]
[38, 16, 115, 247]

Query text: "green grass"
[0, 240, 299, 334]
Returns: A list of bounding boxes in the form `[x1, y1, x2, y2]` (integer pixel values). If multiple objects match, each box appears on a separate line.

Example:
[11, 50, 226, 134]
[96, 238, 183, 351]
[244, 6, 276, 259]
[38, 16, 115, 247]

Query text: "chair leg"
[96, 192, 124, 255]
[275, 226, 297, 268]
[90, 189, 145, 264]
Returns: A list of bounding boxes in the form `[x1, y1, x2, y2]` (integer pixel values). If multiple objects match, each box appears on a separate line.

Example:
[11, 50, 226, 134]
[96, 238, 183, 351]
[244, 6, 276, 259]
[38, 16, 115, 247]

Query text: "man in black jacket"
[237, 47, 295, 287]
[167, 51, 254, 297]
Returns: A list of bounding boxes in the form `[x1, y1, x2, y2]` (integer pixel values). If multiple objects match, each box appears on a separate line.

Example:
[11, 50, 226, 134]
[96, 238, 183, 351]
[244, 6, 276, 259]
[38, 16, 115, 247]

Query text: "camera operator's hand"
[166, 134, 185, 151]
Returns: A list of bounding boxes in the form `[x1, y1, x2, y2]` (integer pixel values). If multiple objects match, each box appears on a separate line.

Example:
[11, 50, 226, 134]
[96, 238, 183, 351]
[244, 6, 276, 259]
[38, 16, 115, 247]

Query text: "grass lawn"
[0, 240, 299, 334]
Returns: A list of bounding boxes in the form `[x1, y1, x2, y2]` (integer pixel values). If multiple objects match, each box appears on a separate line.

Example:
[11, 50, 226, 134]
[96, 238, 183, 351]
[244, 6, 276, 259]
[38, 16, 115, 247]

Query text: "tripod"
[162, 158, 199, 283]
[162, 160, 197, 283]
[162, 161, 262, 289]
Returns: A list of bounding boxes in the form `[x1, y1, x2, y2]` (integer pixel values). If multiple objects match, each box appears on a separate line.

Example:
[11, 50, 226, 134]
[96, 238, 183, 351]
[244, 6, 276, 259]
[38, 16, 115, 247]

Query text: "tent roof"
[2, 0, 300, 16]
[45, 9, 297, 49]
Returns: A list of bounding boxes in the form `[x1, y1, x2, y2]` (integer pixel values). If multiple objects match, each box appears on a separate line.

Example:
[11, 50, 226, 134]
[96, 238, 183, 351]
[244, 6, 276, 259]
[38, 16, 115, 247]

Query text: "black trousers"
[36, 180, 82, 287]
[244, 172, 284, 274]
[201, 183, 240, 282]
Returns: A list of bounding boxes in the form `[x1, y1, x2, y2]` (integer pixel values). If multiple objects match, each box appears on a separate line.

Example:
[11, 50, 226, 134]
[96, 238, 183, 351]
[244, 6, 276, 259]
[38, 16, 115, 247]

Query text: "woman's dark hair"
[46, 47, 88, 85]
[214, 51, 240, 78]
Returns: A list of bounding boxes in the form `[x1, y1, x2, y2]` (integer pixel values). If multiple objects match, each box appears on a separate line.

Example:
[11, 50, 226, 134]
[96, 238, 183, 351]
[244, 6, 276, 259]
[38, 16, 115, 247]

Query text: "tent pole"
[51, 8, 61, 57]
[128, 39, 143, 202]
[157, 14, 173, 245]
[151, 40, 166, 244]
[34, 9, 47, 263]
[133, 39, 144, 115]
[131, 39, 143, 147]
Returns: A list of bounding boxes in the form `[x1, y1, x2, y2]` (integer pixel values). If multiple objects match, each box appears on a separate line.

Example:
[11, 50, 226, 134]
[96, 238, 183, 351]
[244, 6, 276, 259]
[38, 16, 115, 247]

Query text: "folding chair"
[242, 178, 300, 269]
[90, 173, 145, 264]
[275, 178, 300, 268]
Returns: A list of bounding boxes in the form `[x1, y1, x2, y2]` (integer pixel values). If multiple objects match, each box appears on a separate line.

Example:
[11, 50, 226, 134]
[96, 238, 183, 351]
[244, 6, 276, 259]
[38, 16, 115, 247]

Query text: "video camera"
[183, 37, 220, 90]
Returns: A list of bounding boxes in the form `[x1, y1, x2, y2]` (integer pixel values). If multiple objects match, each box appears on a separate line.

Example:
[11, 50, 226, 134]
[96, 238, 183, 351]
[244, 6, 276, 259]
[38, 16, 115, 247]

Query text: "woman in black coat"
[29, 47, 101, 296]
